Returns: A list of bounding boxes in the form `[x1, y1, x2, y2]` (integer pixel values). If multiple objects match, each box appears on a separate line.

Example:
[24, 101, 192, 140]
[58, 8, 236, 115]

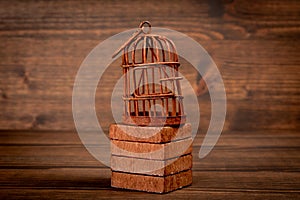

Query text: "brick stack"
[110, 123, 192, 193]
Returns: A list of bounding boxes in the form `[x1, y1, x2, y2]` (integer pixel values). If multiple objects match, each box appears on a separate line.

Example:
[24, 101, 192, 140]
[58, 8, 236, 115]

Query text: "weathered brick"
[111, 169, 192, 193]
[111, 137, 192, 160]
[111, 153, 192, 176]
[109, 123, 191, 143]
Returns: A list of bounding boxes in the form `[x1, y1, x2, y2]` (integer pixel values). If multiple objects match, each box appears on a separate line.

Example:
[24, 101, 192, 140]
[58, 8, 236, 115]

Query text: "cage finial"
[139, 21, 151, 34]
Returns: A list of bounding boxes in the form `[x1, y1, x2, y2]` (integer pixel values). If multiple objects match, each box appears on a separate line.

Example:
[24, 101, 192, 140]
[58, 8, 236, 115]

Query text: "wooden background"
[0, 0, 299, 132]
[0, 0, 299, 199]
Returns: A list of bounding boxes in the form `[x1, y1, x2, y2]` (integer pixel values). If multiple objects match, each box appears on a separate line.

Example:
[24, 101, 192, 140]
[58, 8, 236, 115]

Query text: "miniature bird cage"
[115, 21, 186, 126]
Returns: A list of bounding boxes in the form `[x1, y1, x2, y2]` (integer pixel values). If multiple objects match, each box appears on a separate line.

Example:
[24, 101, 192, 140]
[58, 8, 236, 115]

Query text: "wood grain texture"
[0, 130, 299, 199]
[0, 0, 299, 131]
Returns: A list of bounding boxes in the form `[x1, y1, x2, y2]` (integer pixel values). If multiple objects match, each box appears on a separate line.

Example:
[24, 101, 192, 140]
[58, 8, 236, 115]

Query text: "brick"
[111, 137, 192, 160]
[111, 170, 192, 193]
[109, 123, 191, 143]
[111, 154, 192, 176]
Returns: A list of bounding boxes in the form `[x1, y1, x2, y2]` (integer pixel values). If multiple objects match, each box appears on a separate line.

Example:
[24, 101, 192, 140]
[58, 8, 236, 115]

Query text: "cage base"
[122, 114, 186, 126]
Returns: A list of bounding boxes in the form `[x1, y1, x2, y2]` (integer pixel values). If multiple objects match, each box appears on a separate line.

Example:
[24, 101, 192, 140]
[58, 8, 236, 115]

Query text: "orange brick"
[111, 154, 192, 176]
[111, 170, 192, 193]
[109, 123, 191, 143]
[111, 137, 192, 160]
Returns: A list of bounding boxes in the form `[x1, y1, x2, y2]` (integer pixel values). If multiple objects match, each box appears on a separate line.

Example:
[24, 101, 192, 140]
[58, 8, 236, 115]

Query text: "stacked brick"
[110, 123, 192, 193]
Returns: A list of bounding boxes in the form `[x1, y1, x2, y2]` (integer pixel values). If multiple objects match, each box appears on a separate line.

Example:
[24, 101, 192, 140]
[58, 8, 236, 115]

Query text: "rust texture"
[114, 21, 186, 126]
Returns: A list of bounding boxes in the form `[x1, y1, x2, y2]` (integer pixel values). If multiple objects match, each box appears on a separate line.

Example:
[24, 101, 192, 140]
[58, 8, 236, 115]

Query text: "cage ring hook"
[139, 21, 151, 34]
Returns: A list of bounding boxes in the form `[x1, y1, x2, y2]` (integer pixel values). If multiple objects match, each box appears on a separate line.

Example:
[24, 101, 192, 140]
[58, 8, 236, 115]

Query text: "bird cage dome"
[113, 21, 186, 126]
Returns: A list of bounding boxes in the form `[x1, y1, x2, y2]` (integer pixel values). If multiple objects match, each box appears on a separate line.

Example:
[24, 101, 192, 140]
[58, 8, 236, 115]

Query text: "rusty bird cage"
[113, 21, 186, 126]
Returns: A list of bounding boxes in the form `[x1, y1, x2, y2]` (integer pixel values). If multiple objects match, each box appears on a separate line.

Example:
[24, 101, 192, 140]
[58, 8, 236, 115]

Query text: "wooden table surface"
[0, 130, 299, 199]
[0, 0, 299, 199]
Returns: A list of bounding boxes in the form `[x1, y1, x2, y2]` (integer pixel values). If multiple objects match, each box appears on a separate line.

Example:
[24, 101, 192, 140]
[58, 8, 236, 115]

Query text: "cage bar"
[116, 21, 186, 126]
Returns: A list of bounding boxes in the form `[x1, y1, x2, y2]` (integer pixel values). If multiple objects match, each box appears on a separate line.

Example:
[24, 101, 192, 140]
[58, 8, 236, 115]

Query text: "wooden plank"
[1, 61, 299, 103]
[1, 98, 299, 132]
[0, 168, 111, 188]
[1, 188, 299, 200]
[0, 40, 299, 71]
[0, 131, 299, 171]
[0, 40, 299, 131]
[1, 144, 298, 171]
[1, 130, 300, 148]
[0, 168, 299, 191]
[0, 0, 299, 40]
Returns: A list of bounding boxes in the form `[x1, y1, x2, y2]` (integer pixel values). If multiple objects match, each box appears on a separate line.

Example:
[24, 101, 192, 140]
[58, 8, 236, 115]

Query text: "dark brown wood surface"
[0, 130, 299, 199]
[0, 0, 299, 199]
[0, 0, 299, 132]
